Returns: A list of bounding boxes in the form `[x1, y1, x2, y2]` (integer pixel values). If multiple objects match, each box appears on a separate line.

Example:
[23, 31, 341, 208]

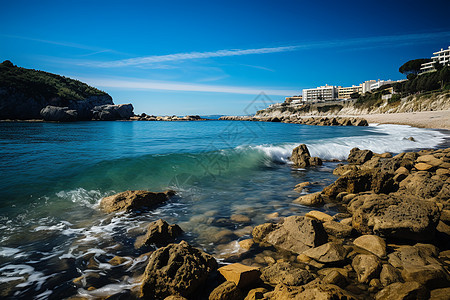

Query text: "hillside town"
[272, 45, 450, 109]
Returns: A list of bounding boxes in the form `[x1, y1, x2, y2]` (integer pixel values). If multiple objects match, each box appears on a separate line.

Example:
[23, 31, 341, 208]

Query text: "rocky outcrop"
[40, 106, 78, 122]
[91, 104, 134, 121]
[291, 144, 323, 168]
[218, 115, 369, 126]
[134, 219, 183, 248]
[100, 190, 175, 213]
[130, 114, 207, 121]
[140, 240, 218, 299]
[252, 216, 328, 255]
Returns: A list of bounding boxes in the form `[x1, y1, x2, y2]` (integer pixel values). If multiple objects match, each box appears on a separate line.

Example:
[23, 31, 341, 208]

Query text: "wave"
[250, 124, 445, 162]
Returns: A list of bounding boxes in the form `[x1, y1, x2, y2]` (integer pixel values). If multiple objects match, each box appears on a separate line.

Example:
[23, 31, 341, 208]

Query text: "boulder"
[260, 262, 313, 286]
[100, 190, 175, 213]
[322, 270, 347, 287]
[293, 192, 323, 206]
[291, 144, 322, 168]
[134, 219, 183, 248]
[399, 171, 446, 200]
[322, 221, 353, 238]
[266, 282, 357, 300]
[349, 193, 441, 241]
[348, 148, 373, 165]
[140, 241, 217, 299]
[91, 103, 134, 120]
[322, 169, 396, 199]
[353, 235, 386, 258]
[302, 242, 348, 264]
[430, 287, 450, 300]
[352, 254, 381, 283]
[252, 216, 328, 255]
[40, 106, 78, 121]
[244, 288, 268, 300]
[379, 264, 402, 286]
[208, 281, 244, 300]
[387, 245, 448, 288]
[218, 263, 260, 288]
[305, 210, 334, 222]
[375, 282, 428, 300]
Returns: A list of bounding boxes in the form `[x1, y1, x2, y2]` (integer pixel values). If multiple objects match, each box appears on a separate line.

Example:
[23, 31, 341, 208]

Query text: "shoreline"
[349, 110, 450, 130]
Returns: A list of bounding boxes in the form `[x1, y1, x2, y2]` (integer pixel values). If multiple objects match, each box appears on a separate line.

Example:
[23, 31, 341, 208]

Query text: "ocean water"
[0, 120, 446, 299]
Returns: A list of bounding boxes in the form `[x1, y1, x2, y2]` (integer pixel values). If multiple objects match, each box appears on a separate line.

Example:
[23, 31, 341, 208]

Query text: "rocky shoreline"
[219, 115, 369, 126]
[70, 144, 450, 299]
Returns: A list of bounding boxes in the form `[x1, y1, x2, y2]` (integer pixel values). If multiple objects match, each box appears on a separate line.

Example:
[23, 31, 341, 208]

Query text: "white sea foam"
[56, 188, 108, 208]
[0, 247, 21, 257]
[251, 124, 445, 162]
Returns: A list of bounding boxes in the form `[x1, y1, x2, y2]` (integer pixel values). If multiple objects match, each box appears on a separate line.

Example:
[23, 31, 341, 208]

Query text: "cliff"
[255, 91, 450, 119]
[0, 60, 133, 121]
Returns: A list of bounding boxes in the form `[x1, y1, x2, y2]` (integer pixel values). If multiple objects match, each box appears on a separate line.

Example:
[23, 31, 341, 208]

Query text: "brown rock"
[208, 281, 244, 300]
[349, 193, 441, 241]
[134, 219, 183, 248]
[293, 192, 323, 206]
[323, 221, 353, 238]
[266, 282, 357, 300]
[323, 270, 347, 287]
[375, 282, 428, 300]
[302, 242, 348, 264]
[164, 296, 188, 300]
[100, 190, 175, 213]
[353, 235, 387, 258]
[108, 256, 129, 266]
[415, 163, 433, 171]
[218, 263, 260, 288]
[305, 210, 334, 222]
[352, 254, 381, 283]
[399, 171, 446, 199]
[261, 262, 313, 286]
[380, 264, 402, 286]
[244, 288, 268, 300]
[430, 287, 450, 300]
[333, 164, 360, 176]
[140, 241, 217, 299]
[252, 216, 328, 255]
[231, 214, 251, 223]
[348, 148, 373, 165]
[291, 144, 322, 167]
[238, 239, 254, 250]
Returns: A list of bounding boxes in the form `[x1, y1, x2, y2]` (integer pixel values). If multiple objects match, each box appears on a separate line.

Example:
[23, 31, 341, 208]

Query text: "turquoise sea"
[0, 120, 446, 299]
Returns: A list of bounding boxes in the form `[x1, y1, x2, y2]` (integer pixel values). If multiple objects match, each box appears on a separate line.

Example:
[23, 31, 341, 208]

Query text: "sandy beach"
[355, 110, 450, 130]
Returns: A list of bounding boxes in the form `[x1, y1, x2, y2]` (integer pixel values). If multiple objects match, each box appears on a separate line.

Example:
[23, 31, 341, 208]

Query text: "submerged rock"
[100, 190, 175, 213]
[134, 219, 183, 248]
[140, 240, 217, 299]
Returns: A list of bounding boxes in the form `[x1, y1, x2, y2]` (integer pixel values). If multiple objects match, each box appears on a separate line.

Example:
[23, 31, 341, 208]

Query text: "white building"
[420, 46, 450, 73]
[302, 85, 338, 102]
[338, 85, 362, 99]
[370, 79, 394, 90]
[361, 80, 377, 93]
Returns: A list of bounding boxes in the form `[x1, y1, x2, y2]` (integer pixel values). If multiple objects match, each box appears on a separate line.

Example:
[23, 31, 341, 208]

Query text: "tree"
[350, 92, 360, 99]
[407, 73, 417, 81]
[434, 61, 444, 72]
[399, 58, 431, 76]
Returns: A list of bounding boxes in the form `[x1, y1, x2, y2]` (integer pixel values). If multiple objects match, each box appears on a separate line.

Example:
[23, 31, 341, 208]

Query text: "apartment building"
[337, 85, 362, 99]
[302, 85, 338, 102]
[420, 46, 450, 73]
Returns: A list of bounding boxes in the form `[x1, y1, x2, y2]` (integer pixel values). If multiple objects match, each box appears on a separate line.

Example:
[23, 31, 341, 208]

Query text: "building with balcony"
[338, 85, 362, 99]
[302, 85, 338, 102]
[420, 46, 450, 73]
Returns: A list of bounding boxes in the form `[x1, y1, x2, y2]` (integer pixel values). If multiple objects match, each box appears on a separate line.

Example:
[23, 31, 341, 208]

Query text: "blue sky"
[1, 0, 449, 115]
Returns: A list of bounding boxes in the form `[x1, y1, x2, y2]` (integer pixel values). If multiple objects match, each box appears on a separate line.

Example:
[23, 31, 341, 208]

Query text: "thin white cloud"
[72, 30, 450, 68]
[83, 46, 298, 68]
[80, 77, 297, 96]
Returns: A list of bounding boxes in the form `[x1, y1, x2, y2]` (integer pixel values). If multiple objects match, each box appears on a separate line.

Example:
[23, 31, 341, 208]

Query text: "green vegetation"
[399, 58, 431, 76]
[394, 66, 450, 96]
[0, 60, 107, 101]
